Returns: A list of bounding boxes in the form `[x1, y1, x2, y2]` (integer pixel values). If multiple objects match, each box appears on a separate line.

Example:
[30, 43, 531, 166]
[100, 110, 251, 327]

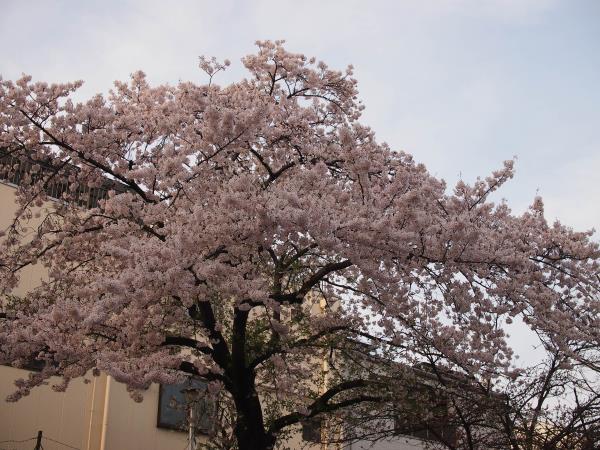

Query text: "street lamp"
[183, 386, 202, 450]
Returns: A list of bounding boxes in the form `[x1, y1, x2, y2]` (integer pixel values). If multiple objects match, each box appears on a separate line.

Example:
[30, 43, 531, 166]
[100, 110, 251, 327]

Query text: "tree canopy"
[1, 41, 599, 450]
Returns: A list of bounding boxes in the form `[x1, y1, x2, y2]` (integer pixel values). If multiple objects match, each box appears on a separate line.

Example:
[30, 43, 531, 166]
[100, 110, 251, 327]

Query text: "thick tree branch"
[178, 361, 226, 384]
[162, 336, 213, 355]
[268, 379, 382, 434]
[270, 259, 353, 304]
[18, 108, 155, 204]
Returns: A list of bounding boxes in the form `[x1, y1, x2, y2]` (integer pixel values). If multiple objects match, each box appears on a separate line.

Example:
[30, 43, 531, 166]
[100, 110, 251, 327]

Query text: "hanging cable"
[0, 437, 36, 444]
[41, 437, 80, 450]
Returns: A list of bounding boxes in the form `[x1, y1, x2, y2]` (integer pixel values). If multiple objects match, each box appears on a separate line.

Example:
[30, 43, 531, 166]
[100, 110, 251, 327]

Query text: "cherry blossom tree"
[0, 41, 599, 450]
[392, 326, 600, 450]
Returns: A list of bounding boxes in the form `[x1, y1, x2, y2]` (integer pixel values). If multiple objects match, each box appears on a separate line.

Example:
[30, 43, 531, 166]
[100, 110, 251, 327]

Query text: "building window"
[157, 379, 215, 434]
[394, 397, 456, 445]
[302, 417, 322, 443]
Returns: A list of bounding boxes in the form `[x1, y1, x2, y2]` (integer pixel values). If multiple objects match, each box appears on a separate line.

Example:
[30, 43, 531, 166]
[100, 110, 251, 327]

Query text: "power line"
[0, 434, 80, 450]
[41, 437, 80, 450]
[0, 437, 36, 445]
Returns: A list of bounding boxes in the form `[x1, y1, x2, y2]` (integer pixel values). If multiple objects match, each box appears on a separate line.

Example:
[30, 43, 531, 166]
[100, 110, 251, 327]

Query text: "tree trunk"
[233, 395, 275, 450]
[231, 370, 275, 450]
[235, 424, 275, 450]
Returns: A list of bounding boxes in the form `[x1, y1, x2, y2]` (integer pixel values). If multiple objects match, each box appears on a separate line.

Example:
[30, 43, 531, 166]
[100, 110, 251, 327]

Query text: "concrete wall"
[0, 366, 105, 450]
[0, 366, 201, 450]
[99, 377, 189, 450]
[0, 181, 49, 297]
[0, 181, 193, 450]
[346, 436, 425, 450]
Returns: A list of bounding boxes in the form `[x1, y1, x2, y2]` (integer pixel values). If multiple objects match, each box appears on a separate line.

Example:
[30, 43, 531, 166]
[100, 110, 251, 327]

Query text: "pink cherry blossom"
[0, 41, 598, 450]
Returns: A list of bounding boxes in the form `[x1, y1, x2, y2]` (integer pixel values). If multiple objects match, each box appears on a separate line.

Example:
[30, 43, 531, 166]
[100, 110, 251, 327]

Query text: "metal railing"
[0, 149, 127, 209]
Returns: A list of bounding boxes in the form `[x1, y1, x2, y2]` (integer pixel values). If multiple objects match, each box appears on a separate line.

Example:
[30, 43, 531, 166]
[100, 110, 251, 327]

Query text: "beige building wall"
[99, 377, 189, 450]
[346, 437, 425, 450]
[0, 366, 201, 450]
[0, 182, 49, 297]
[0, 181, 195, 450]
[0, 366, 105, 450]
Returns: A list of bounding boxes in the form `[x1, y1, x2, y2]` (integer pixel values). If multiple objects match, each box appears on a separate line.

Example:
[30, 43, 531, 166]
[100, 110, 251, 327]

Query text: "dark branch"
[162, 336, 213, 355]
[268, 379, 382, 434]
[270, 259, 353, 304]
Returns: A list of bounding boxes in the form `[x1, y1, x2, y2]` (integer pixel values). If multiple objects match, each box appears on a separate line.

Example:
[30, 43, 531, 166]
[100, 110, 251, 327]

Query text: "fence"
[0, 149, 127, 209]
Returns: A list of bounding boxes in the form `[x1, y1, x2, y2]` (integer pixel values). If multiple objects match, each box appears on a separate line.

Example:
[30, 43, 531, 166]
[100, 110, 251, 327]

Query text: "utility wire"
[0, 435, 79, 450]
[41, 437, 79, 450]
[0, 438, 36, 445]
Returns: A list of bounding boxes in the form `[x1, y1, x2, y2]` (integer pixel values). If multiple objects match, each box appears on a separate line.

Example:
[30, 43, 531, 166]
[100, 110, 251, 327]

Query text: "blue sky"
[1, 0, 599, 234]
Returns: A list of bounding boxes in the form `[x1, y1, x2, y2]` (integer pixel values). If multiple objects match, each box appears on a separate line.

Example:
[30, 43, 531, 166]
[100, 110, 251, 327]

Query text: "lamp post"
[183, 387, 201, 450]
